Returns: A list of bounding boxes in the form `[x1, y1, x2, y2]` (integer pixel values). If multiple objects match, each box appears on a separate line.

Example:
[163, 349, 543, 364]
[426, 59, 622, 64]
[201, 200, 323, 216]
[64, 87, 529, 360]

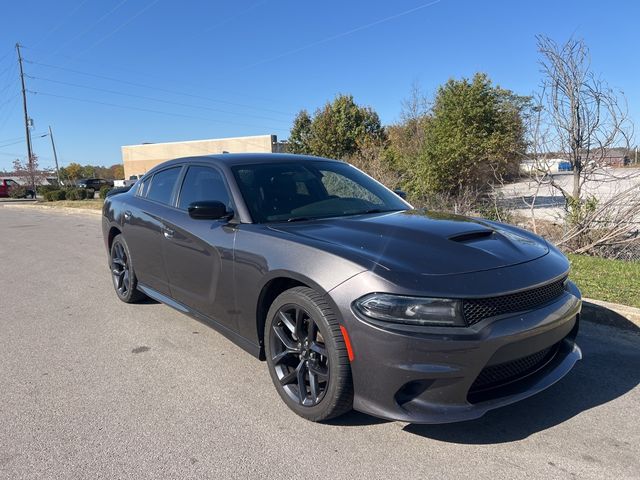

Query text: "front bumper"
[329, 279, 582, 424]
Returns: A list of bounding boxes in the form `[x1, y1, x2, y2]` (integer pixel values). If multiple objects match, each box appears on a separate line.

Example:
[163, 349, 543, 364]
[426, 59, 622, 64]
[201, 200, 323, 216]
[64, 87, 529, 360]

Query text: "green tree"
[288, 110, 312, 154]
[407, 73, 528, 197]
[110, 164, 125, 179]
[288, 94, 386, 160]
[60, 162, 82, 183]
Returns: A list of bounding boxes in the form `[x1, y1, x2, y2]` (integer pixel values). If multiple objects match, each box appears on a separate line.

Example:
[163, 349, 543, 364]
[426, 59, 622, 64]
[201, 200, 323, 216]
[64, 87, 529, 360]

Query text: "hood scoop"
[449, 230, 495, 243]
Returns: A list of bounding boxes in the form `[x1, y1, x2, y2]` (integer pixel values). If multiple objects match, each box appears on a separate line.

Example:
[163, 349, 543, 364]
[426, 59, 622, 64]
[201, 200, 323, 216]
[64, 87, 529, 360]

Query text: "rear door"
[122, 166, 183, 296]
[161, 164, 237, 328]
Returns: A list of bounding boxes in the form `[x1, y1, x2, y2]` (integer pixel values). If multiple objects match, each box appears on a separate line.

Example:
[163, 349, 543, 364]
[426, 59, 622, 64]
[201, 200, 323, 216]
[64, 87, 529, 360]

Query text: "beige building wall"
[121, 134, 279, 179]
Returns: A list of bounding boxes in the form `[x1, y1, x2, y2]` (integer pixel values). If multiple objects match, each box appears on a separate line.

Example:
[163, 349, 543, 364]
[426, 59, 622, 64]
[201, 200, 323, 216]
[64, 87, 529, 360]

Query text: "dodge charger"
[102, 153, 582, 423]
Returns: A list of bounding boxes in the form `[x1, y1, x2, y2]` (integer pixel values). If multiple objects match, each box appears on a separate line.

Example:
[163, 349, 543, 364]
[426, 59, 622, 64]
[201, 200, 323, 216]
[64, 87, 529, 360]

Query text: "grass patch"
[36, 199, 104, 211]
[568, 254, 640, 308]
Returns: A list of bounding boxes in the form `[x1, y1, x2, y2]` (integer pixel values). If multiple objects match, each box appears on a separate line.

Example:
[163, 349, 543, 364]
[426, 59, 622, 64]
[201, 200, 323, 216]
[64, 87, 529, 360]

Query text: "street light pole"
[48, 126, 61, 186]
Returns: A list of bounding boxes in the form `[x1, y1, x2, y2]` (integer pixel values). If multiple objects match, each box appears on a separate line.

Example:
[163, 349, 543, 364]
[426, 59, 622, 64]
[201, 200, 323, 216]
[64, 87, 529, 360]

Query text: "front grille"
[463, 277, 567, 325]
[470, 344, 558, 393]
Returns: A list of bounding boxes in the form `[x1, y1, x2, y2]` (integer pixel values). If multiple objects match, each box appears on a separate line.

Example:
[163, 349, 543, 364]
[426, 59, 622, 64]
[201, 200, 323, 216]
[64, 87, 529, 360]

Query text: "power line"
[150, 0, 269, 57]
[236, 0, 443, 72]
[74, 0, 162, 58]
[0, 131, 47, 145]
[21, 46, 283, 106]
[29, 0, 92, 49]
[0, 62, 14, 78]
[0, 47, 13, 65]
[25, 59, 292, 116]
[27, 74, 290, 124]
[44, 0, 132, 60]
[0, 64, 18, 95]
[0, 93, 19, 109]
[0, 138, 24, 149]
[0, 96, 20, 135]
[28, 90, 289, 132]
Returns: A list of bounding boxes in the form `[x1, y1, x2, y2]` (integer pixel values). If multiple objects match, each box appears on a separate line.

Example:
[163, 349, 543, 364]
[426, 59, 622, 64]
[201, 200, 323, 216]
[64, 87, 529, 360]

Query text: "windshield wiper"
[286, 216, 313, 222]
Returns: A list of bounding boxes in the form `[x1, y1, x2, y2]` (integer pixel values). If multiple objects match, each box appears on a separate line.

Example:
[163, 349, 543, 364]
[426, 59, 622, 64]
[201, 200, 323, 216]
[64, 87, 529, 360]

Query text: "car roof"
[147, 153, 343, 173]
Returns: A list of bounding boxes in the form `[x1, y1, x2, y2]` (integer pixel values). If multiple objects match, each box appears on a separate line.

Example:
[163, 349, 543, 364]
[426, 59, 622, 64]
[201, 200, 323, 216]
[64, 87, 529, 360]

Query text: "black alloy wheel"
[265, 287, 353, 421]
[270, 304, 329, 406]
[110, 235, 145, 303]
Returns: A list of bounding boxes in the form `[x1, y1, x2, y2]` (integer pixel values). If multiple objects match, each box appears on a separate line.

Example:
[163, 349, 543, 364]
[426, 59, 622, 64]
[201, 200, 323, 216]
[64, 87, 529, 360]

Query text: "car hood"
[269, 210, 549, 275]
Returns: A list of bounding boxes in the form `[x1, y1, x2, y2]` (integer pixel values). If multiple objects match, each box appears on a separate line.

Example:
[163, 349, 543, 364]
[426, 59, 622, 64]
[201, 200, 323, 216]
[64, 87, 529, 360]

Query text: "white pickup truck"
[113, 175, 139, 188]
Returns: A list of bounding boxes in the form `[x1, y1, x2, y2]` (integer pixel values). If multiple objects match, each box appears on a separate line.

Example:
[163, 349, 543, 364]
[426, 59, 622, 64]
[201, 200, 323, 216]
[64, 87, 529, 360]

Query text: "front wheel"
[265, 287, 353, 422]
[110, 235, 146, 303]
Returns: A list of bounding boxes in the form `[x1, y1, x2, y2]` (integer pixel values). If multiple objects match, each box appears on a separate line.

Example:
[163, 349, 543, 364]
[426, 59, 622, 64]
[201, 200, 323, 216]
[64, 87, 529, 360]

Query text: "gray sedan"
[101, 153, 581, 423]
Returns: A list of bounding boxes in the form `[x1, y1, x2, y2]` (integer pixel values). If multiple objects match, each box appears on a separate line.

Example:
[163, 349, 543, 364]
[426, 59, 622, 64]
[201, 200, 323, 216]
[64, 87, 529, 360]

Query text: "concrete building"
[121, 134, 285, 179]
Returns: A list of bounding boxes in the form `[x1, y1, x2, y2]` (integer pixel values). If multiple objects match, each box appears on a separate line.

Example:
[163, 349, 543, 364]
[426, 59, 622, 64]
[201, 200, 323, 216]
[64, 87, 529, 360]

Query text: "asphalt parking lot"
[1, 206, 639, 480]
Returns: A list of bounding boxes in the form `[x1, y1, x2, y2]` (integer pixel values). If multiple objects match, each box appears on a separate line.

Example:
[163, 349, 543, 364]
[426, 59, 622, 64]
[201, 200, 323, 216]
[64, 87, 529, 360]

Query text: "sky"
[0, 0, 638, 171]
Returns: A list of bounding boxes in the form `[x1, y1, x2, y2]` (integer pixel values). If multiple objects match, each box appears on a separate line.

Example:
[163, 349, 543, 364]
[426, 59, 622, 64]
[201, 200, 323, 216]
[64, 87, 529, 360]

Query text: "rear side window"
[146, 167, 181, 205]
[178, 165, 232, 210]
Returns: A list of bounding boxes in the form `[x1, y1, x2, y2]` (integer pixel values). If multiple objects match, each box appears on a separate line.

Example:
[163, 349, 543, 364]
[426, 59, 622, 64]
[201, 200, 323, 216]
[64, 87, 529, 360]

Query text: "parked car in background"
[77, 178, 114, 190]
[102, 153, 582, 424]
[0, 178, 35, 198]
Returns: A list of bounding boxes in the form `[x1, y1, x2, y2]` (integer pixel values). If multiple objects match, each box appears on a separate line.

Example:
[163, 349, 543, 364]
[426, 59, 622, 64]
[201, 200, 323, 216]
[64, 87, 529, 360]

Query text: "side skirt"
[137, 283, 262, 359]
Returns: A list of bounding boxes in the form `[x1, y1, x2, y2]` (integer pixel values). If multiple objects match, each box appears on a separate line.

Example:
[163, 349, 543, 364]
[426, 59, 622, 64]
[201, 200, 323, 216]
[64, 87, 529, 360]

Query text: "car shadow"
[403, 313, 640, 444]
[137, 297, 160, 305]
[325, 410, 390, 427]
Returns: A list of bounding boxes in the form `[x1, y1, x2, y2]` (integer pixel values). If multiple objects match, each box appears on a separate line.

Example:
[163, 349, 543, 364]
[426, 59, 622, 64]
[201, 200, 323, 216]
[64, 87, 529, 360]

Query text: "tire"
[110, 234, 146, 303]
[265, 286, 353, 422]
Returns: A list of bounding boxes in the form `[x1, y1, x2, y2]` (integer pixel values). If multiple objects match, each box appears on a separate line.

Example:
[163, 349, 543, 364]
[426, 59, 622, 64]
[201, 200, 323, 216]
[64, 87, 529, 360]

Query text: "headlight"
[354, 293, 466, 327]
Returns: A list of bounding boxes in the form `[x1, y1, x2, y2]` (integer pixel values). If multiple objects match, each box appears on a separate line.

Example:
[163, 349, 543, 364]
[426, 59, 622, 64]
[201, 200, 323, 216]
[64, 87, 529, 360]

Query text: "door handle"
[123, 210, 132, 221]
[163, 228, 174, 239]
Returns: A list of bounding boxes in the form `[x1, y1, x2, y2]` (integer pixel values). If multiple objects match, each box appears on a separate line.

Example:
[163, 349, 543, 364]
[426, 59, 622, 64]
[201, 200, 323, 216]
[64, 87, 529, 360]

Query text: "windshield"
[232, 160, 409, 223]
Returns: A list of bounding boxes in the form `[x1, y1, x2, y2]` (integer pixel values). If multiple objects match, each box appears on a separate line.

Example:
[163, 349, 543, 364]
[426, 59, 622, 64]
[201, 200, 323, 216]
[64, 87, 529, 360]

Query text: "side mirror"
[188, 201, 232, 220]
[393, 189, 407, 199]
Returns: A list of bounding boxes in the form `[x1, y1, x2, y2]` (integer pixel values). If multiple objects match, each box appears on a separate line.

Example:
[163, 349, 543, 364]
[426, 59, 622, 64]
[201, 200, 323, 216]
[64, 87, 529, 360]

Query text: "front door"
[161, 164, 237, 329]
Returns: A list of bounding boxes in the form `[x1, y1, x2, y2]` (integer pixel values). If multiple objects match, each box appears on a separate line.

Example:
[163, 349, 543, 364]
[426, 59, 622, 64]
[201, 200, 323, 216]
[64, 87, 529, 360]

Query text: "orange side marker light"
[340, 325, 355, 362]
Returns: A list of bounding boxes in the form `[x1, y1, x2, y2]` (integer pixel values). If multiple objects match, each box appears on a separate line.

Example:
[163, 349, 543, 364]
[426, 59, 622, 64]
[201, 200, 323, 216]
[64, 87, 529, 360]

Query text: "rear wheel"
[110, 235, 145, 303]
[265, 287, 353, 422]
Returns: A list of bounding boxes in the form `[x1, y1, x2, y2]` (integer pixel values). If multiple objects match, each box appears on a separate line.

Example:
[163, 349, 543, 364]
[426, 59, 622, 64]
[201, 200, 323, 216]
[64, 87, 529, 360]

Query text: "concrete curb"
[582, 298, 640, 332]
[1, 202, 102, 216]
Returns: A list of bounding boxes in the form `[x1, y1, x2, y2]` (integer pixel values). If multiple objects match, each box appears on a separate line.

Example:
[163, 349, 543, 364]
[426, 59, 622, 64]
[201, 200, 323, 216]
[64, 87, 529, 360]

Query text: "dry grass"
[37, 199, 104, 211]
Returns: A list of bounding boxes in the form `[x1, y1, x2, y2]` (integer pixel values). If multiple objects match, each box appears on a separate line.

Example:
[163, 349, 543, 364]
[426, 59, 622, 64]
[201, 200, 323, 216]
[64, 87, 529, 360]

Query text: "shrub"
[99, 186, 112, 199]
[37, 184, 60, 195]
[85, 188, 95, 199]
[65, 188, 87, 200]
[44, 189, 66, 201]
[8, 186, 27, 198]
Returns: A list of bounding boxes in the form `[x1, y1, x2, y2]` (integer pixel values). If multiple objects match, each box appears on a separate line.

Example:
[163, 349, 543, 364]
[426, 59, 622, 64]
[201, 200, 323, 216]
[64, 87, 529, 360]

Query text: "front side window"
[146, 167, 181, 205]
[177, 165, 232, 211]
[232, 161, 407, 223]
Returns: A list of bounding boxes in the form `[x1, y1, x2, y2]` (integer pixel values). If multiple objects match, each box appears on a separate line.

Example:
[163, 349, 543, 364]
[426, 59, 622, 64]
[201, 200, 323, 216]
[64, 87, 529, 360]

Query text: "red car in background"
[0, 178, 35, 198]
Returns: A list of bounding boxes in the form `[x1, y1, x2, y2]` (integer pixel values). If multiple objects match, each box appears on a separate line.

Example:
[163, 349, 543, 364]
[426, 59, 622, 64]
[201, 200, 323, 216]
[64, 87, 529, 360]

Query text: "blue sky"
[0, 0, 638, 170]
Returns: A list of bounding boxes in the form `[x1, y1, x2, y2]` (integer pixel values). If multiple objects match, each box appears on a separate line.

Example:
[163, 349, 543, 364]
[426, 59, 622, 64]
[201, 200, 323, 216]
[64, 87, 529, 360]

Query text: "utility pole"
[15, 43, 35, 191]
[48, 125, 61, 186]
